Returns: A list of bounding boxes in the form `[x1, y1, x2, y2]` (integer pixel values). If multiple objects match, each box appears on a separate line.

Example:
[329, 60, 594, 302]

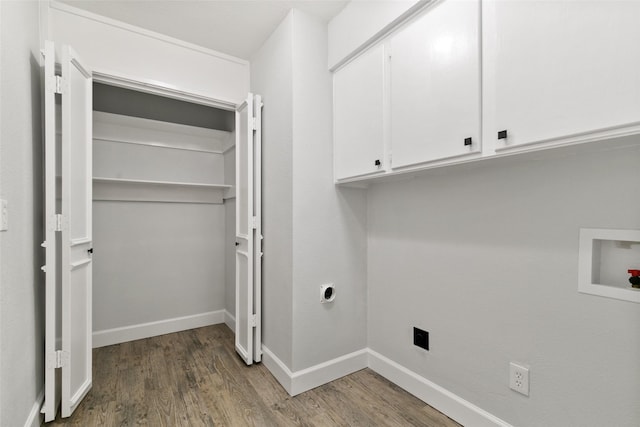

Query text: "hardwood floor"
[49, 325, 461, 426]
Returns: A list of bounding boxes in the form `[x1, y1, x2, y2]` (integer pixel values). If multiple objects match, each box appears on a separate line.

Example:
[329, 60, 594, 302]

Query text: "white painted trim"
[367, 349, 512, 427]
[224, 310, 236, 333]
[25, 389, 44, 427]
[261, 346, 368, 396]
[291, 349, 368, 395]
[92, 310, 225, 348]
[261, 346, 294, 394]
[49, 1, 248, 66]
[93, 72, 238, 110]
[260, 347, 510, 426]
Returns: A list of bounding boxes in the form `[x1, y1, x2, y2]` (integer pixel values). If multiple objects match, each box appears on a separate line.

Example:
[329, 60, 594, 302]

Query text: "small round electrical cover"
[320, 284, 336, 303]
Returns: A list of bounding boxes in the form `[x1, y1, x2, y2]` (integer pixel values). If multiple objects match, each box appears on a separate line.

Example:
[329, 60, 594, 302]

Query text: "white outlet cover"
[509, 362, 530, 396]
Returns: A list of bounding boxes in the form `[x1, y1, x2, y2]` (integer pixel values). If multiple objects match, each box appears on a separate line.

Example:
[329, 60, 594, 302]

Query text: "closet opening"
[91, 82, 238, 349]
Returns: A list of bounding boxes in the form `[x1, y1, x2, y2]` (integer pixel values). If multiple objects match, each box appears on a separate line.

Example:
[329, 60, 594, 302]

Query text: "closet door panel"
[42, 40, 60, 424]
[61, 45, 93, 419]
[390, 0, 480, 168]
[235, 95, 254, 365]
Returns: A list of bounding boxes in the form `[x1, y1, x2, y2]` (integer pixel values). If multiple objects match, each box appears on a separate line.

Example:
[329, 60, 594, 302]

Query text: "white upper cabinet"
[334, 44, 386, 180]
[332, 0, 640, 184]
[487, 0, 640, 150]
[390, 0, 481, 168]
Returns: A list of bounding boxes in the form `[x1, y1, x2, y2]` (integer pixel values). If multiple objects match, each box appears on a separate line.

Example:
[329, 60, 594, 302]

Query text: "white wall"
[0, 1, 44, 425]
[250, 11, 295, 368]
[328, 0, 419, 68]
[367, 145, 640, 427]
[45, 1, 249, 105]
[291, 10, 367, 371]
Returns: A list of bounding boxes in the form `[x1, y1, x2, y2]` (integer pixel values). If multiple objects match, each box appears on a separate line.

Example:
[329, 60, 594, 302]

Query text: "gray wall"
[367, 145, 640, 426]
[290, 10, 367, 371]
[250, 11, 295, 367]
[251, 9, 368, 372]
[0, 0, 44, 425]
[93, 202, 226, 331]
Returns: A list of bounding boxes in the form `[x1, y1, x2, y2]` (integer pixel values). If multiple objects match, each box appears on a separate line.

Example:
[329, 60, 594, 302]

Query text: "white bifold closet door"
[235, 94, 263, 365]
[42, 40, 93, 422]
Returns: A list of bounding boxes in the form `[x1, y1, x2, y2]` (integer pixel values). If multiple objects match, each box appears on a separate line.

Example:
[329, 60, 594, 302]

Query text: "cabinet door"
[334, 44, 386, 181]
[490, 0, 640, 149]
[390, 0, 481, 168]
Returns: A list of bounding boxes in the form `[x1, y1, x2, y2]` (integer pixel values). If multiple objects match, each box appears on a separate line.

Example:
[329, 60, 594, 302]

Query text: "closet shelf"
[93, 177, 233, 204]
[93, 177, 232, 189]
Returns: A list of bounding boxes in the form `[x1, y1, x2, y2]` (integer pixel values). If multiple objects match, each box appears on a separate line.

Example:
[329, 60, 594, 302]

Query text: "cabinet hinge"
[47, 350, 68, 369]
[250, 314, 258, 327]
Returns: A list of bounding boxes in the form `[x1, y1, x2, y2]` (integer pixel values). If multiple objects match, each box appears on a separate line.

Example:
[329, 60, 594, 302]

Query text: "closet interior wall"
[92, 83, 236, 347]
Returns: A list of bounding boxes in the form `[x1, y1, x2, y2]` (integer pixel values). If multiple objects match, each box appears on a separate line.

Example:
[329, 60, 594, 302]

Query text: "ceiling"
[59, 0, 349, 60]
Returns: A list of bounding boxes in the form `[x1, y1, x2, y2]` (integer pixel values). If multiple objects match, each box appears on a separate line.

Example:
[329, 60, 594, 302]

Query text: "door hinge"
[47, 214, 63, 232]
[55, 214, 63, 232]
[250, 314, 258, 327]
[47, 350, 68, 369]
[54, 75, 64, 94]
[251, 216, 258, 229]
[46, 75, 64, 95]
[251, 117, 257, 131]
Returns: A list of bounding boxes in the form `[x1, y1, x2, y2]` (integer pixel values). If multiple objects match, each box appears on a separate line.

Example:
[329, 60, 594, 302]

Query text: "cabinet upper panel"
[334, 45, 386, 181]
[491, 0, 640, 148]
[390, 0, 481, 168]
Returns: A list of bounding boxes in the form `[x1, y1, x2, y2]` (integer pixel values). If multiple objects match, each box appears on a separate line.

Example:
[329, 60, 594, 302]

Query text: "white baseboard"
[92, 310, 226, 348]
[261, 346, 293, 394]
[291, 349, 368, 395]
[367, 349, 512, 427]
[24, 388, 44, 427]
[224, 310, 236, 333]
[261, 346, 368, 396]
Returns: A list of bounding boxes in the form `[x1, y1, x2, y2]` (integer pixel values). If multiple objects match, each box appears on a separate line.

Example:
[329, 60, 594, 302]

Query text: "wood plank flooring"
[48, 325, 461, 426]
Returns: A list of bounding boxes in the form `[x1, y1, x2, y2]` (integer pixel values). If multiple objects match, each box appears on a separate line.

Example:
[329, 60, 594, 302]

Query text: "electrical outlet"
[509, 362, 529, 396]
[413, 327, 429, 351]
